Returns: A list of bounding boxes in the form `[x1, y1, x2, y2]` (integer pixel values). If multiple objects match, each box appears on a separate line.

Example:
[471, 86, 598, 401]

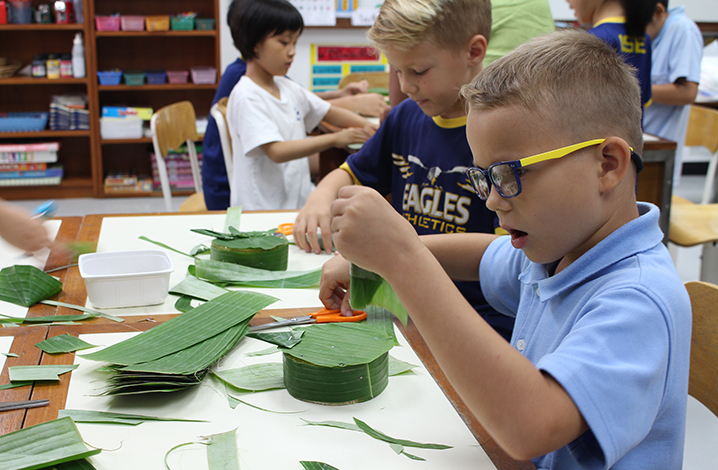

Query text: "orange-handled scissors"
[276, 223, 294, 236]
[249, 307, 367, 332]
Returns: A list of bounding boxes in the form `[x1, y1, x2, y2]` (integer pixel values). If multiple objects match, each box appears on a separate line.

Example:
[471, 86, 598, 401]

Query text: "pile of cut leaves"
[82, 290, 278, 395]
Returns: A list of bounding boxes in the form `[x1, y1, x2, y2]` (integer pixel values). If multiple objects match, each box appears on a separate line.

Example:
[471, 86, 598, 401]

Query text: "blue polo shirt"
[480, 203, 691, 469]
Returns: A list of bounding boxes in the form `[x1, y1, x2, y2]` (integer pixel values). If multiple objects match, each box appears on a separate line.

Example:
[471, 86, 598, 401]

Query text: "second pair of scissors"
[249, 307, 367, 332]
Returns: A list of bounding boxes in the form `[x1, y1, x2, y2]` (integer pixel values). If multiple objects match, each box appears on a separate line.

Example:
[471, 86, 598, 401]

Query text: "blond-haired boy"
[325, 29, 691, 468]
[295, 0, 515, 340]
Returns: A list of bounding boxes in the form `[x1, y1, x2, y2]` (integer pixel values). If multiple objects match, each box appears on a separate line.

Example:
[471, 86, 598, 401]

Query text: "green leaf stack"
[192, 227, 290, 271]
[280, 323, 394, 405]
[82, 290, 278, 395]
[0, 265, 62, 307]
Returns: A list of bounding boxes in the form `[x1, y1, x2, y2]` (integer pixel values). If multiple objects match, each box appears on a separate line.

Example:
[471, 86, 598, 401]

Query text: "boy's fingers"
[340, 293, 353, 316]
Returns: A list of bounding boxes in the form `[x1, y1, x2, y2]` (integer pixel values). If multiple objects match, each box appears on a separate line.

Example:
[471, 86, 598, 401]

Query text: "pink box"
[190, 66, 217, 85]
[166, 70, 189, 84]
[121, 15, 145, 31]
[95, 15, 120, 32]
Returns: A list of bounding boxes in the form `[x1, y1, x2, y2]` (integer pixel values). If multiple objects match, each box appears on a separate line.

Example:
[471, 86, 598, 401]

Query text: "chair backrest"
[685, 105, 718, 204]
[338, 72, 389, 91]
[210, 96, 233, 190]
[685, 281, 718, 417]
[150, 101, 202, 212]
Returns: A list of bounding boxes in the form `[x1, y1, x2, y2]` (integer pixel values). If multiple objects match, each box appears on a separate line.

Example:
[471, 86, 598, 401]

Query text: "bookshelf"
[0, 0, 220, 200]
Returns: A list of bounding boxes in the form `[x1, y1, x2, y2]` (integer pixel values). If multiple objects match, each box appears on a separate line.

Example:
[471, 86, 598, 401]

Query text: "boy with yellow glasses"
[322, 30, 691, 468]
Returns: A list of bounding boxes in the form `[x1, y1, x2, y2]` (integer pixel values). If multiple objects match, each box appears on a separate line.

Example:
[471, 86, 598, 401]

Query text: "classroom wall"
[548, 0, 718, 22]
[219, 0, 716, 91]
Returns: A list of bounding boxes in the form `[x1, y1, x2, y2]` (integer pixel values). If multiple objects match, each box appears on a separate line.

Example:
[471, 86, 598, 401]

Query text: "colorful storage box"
[190, 66, 217, 85]
[145, 70, 166, 85]
[95, 15, 120, 32]
[97, 70, 123, 86]
[0, 112, 49, 132]
[195, 18, 215, 30]
[145, 15, 170, 31]
[166, 70, 189, 84]
[170, 15, 195, 31]
[123, 71, 145, 86]
[120, 15, 145, 31]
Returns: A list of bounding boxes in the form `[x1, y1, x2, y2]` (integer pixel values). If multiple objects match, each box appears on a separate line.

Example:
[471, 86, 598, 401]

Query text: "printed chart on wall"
[310, 44, 388, 93]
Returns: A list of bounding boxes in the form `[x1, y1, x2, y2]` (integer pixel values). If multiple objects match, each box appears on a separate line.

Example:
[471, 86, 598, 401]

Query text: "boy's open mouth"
[508, 229, 528, 248]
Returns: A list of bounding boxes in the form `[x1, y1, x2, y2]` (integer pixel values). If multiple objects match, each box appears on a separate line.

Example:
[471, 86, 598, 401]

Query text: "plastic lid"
[74, 32, 83, 43]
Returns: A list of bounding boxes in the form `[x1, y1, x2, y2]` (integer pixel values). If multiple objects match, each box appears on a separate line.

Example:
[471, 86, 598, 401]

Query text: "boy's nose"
[485, 186, 508, 212]
[398, 76, 417, 95]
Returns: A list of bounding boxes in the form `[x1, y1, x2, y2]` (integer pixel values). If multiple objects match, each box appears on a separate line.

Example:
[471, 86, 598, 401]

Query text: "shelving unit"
[0, 0, 220, 200]
[0, 15, 94, 199]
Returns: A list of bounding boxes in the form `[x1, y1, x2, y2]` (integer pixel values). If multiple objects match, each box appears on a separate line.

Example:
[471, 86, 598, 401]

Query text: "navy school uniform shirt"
[590, 18, 652, 109]
[342, 99, 515, 340]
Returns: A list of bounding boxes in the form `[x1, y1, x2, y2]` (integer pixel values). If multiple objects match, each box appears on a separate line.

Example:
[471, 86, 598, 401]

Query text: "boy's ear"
[467, 34, 488, 67]
[596, 137, 633, 194]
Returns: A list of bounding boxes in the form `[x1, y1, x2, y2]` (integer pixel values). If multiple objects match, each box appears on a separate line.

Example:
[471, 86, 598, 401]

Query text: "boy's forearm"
[420, 233, 498, 281]
[315, 168, 354, 197]
[324, 105, 372, 129]
[650, 80, 698, 106]
[261, 134, 342, 163]
[382, 248, 588, 460]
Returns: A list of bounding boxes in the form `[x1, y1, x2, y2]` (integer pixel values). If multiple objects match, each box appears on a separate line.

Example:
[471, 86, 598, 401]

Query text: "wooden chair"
[685, 281, 718, 417]
[338, 71, 389, 92]
[669, 106, 718, 283]
[209, 96, 233, 190]
[150, 101, 206, 212]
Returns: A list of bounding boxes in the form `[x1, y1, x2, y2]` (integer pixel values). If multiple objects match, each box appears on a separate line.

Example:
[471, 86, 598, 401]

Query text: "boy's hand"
[333, 126, 375, 148]
[330, 186, 421, 278]
[294, 189, 335, 254]
[341, 79, 369, 96]
[347, 93, 390, 117]
[318, 253, 353, 315]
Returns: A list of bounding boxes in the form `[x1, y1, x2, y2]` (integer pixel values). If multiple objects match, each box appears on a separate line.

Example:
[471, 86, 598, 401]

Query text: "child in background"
[294, 0, 515, 340]
[202, 0, 389, 211]
[323, 30, 691, 468]
[227, 0, 376, 210]
[643, 1, 703, 186]
[567, 0, 657, 108]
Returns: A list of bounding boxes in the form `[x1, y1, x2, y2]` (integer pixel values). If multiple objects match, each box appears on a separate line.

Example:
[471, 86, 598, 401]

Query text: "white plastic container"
[72, 33, 85, 78]
[79, 250, 174, 308]
[100, 117, 143, 139]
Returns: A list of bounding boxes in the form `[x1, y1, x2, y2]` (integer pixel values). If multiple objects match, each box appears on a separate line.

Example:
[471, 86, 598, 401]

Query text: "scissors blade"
[0, 399, 50, 412]
[249, 316, 314, 332]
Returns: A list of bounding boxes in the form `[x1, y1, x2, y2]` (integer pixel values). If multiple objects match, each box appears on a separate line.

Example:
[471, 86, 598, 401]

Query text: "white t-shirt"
[227, 75, 331, 210]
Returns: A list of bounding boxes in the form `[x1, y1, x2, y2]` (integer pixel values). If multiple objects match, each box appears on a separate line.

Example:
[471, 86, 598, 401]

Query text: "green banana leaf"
[224, 206, 242, 232]
[194, 259, 321, 288]
[169, 276, 228, 301]
[9, 364, 78, 381]
[247, 329, 304, 348]
[353, 417, 452, 450]
[300, 462, 340, 470]
[0, 313, 97, 323]
[40, 300, 124, 323]
[36, 334, 96, 354]
[0, 265, 62, 307]
[388, 356, 418, 376]
[174, 296, 194, 313]
[0, 381, 32, 390]
[82, 291, 277, 365]
[50, 459, 97, 470]
[213, 363, 285, 392]
[0, 416, 100, 470]
[57, 409, 208, 425]
[279, 323, 394, 368]
[350, 264, 408, 326]
[206, 428, 240, 470]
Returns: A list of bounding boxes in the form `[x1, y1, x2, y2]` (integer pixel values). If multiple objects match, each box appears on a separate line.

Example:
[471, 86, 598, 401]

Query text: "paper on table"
[88, 213, 330, 315]
[0, 336, 15, 371]
[0, 219, 62, 319]
[68, 327, 497, 470]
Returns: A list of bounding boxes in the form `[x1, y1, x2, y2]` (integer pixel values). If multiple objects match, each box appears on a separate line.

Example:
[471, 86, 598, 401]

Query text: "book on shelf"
[0, 165, 63, 186]
[0, 142, 60, 163]
[0, 162, 48, 172]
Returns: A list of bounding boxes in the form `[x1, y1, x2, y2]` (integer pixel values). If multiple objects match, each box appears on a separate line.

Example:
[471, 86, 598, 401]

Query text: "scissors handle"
[276, 223, 293, 236]
[311, 308, 367, 323]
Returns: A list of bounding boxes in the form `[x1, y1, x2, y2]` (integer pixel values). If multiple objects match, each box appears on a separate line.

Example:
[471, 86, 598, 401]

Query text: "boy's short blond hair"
[461, 29, 644, 155]
[367, 0, 491, 52]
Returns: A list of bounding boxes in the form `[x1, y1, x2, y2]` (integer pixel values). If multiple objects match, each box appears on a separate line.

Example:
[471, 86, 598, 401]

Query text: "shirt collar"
[593, 16, 626, 27]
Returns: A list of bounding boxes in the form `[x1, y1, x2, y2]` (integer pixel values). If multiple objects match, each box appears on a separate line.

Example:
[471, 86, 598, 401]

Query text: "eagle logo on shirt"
[402, 155, 467, 185]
